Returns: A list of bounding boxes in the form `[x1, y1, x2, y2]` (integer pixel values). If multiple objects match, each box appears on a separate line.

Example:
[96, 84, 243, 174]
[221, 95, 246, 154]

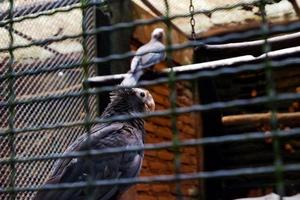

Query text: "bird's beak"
[145, 98, 155, 112]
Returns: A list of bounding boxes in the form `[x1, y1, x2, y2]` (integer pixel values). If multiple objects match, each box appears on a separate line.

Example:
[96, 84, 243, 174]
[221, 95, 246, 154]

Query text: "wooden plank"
[108, 0, 133, 74]
[222, 112, 300, 126]
[235, 193, 300, 200]
[199, 31, 300, 59]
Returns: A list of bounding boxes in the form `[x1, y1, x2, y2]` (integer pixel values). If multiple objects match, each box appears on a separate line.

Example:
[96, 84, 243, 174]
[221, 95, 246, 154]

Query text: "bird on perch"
[121, 28, 166, 86]
[33, 88, 155, 200]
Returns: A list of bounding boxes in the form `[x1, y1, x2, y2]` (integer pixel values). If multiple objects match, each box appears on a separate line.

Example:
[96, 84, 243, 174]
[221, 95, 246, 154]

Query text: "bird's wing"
[34, 123, 143, 200]
[50, 123, 112, 177]
[121, 41, 165, 86]
[137, 41, 165, 69]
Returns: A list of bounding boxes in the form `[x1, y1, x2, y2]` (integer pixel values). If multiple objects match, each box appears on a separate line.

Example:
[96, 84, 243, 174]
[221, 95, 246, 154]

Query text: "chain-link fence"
[1, 0, 300, 199]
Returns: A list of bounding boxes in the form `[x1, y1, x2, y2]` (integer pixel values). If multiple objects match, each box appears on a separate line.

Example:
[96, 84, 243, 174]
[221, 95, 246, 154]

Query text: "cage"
[1, 0, 300, 200]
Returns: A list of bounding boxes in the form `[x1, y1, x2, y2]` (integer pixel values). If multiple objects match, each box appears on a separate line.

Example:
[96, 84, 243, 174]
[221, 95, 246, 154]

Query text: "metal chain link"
[189, 0, 196, 40]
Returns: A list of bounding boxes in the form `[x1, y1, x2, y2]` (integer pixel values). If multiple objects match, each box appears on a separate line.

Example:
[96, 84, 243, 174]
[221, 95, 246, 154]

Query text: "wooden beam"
[88, 45, 300, 86]
[222, 112, 300, 126]
[87, 55, 253, 86]
[108, 0, 133, 74]
[235, 193, 300, 200]
[199, 31, 300, 59]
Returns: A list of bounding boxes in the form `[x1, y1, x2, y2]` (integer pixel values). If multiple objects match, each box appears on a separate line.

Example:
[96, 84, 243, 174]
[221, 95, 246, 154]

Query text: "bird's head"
[108, 88, 155, 115]
[151, 28, 164, 42]
[132, 88, 155, 112]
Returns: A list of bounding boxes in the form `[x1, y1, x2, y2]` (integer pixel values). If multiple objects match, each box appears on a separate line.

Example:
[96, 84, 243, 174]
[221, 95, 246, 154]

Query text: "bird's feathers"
[130, 41, 165, 72]
[121, 28, 165, 87]
[34, 123, 144, 200]
[34, 88, 154, 200]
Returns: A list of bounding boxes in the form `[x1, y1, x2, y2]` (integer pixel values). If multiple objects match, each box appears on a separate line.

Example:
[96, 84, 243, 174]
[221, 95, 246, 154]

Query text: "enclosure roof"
[133, 0, 299, 38]
[0, 0, 83, 62]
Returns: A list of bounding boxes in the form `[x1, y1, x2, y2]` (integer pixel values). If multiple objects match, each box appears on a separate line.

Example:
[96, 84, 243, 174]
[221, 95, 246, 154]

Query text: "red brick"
[154, 104, 167, 110]
[137, 194, 157, 200]
[177, 96, 191, 106]
[157, 194, 175, 200]
[180, 164, 197, 173]
[177, 114, 193, 124]
[149, 161, 167, 171]
[182, 126, 195, 135]
[180, 132, 195, 140]
[144, 150, 157, 157]
[145, 122, 157, 133]
[182, 147, 197, 155]
[156, 127, 173, 139]
[157, 150, 174, 161]
[177, 81, 192, 90]
[146, 135, 162, 143]
[151, 92, 170, 107]
[176, 121, 184, 129]
[176, 82, 185, 90]
[182, 89, 193, 99]
[140, 169, 154, 177]
[152, 184, 170, 192]
[181, 155, 197, 165]
[136, 184, 151, 191]
[120, 187, 137, 200]
[165, 162, 176, 173]
[151, 117, 171, 127]
[151, 85, 170, 96]
[142, 160, 149, 167]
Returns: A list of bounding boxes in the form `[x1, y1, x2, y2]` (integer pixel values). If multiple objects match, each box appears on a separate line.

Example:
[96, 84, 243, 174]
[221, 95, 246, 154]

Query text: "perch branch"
[222, 112, 300, 126]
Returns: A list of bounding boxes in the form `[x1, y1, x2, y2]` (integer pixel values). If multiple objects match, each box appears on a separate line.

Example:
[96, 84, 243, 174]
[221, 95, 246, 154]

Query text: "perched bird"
[34, 88, 155, 200]
[121, 28, 166, 86]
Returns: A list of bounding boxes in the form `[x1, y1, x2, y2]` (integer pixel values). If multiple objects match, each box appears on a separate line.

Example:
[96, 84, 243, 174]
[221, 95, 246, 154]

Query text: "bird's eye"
[140, 92, 145, 98]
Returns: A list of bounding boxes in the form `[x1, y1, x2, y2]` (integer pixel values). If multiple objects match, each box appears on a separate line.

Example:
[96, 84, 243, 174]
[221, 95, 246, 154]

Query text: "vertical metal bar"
[163, 0, 182, 199]
[7, 0, 16, 199]
[259, 1, 284, 198]
[80, 0, 94, 199]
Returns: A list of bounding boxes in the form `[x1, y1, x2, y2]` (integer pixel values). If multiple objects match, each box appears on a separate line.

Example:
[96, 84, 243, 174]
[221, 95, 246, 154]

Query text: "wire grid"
[1, 0, 300, 199]
[0, 0, 97, 199]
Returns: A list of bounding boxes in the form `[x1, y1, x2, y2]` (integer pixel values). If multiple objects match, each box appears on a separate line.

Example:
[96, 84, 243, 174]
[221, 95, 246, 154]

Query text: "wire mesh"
[1, 0, 300, 200]
[0, 0, 97, 199]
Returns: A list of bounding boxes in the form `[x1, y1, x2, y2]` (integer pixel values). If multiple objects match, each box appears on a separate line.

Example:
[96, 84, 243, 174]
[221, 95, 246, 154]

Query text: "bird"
[33, 88, 155, 200]
[121, 28, 166, 86]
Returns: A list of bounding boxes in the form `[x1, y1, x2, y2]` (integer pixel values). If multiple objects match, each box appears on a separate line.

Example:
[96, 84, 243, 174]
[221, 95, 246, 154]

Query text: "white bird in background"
[121, 28, 166, 86]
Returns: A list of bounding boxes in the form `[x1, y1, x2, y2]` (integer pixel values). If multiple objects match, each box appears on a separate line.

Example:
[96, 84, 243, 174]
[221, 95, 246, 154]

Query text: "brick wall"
[114, 26, 203, 198]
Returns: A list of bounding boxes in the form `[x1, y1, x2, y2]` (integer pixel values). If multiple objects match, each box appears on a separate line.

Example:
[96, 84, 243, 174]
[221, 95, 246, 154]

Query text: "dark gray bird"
[33, 88, 155, 200]
[121, 28, 166, 86]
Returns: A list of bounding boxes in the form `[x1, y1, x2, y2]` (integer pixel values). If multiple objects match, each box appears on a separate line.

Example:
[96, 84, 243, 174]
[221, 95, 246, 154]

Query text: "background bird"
[34, 88, 155, 200]
[121, 28, 166, 86]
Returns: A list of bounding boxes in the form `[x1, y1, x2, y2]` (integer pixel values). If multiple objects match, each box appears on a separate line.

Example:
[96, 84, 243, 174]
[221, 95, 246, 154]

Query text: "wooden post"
[108, 0, 133, 74]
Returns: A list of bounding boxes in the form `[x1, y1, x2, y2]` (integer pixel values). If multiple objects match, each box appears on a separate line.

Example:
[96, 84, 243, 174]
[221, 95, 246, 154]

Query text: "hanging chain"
[189, 0, 196, 40]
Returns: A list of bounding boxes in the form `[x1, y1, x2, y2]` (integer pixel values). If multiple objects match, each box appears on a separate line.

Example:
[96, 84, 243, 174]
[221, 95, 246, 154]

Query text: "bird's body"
[121, 28, 166, 86]
[34, 88, 155, 200]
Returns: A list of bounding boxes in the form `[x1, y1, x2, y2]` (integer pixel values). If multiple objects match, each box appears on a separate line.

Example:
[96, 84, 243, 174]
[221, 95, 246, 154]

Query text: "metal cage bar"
[1, 0, 299, 199]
